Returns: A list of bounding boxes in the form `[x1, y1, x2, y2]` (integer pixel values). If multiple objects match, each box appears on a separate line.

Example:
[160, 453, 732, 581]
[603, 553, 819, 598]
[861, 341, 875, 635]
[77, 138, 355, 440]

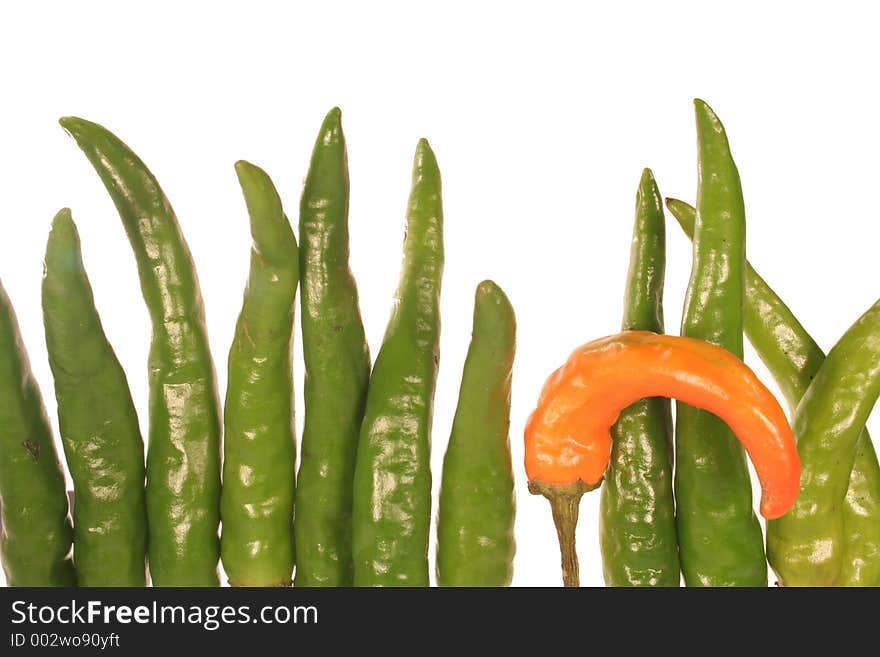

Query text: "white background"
[2, 1, 879, 587]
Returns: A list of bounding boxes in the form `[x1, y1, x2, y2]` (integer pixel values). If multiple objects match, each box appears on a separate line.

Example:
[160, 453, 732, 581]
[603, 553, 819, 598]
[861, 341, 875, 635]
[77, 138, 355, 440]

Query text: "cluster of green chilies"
[595, 99, 880, 586]
[0, 109, 517, 587]
[2, 100, 880, 588]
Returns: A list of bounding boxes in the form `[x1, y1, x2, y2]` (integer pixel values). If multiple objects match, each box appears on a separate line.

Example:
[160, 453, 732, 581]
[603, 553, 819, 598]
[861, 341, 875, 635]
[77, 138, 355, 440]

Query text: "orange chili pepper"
[525, 330, 800, 586]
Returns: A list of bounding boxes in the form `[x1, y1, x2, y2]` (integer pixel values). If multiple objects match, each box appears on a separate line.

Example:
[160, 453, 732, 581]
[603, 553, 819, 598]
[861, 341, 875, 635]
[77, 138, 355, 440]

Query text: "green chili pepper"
[668, 198, 880, 587]
[352, 138, 443, 587]
[60, 117, 222, 586]
[220, 161, 298, 587]
[674, 100, 767, 586]
[436, 280, 516, 587]
[598, 169, 679, 587]
[765, 297, 880, 586]
[0, 277, 75, 586]
[295, 108, 371, 587]
[42, 208, 148, 587]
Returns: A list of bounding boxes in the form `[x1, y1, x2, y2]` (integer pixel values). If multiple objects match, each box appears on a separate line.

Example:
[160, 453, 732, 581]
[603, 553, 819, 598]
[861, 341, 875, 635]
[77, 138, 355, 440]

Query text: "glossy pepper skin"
[668, 198, 880, 586]
[295, 108, 371, 587]
[598, 170, 679, 587]
[525, 332, 799, 519]
[674, 99, 767, 586]
[60, 117, 222, 586]
[766, 297, 880, 586]
[352, 139, 443, 586]
[42, 209, 148, 587]
[436, 280, 516, 587]
[220, 162, 298, 587]
[525, 331, 800, 586]
[0, 278, 75, 586]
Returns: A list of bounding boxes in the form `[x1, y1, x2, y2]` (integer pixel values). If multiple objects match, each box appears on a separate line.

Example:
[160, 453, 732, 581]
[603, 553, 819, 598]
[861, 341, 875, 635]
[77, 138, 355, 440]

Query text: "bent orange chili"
[525, 330, 800, 586]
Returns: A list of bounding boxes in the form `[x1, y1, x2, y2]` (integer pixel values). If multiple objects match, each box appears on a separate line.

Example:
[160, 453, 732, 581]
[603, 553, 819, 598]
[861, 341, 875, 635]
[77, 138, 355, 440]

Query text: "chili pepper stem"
[529, 479, 595, 587]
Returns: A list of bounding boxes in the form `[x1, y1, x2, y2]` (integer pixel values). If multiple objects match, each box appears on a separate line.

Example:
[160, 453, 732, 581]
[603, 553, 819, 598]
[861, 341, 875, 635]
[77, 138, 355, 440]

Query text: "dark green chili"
[598, 169, 679, 587]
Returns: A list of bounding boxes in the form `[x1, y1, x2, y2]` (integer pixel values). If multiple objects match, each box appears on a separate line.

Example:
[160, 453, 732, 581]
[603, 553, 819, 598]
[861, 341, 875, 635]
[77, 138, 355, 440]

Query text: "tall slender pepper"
[598, 169, 679, 587]
[767, 297, 880, 586]
[60, 117, 222, 586]
[437, 280, 516, 587]
[668, 198, 880, 586]
[42, 209, 148, 587]
[352, 139, 443, 586]
[220, 162, 298, 587]
[295, 108, 371, 587]
[674, 100, 766, 586]
[0, 278, 75, 587]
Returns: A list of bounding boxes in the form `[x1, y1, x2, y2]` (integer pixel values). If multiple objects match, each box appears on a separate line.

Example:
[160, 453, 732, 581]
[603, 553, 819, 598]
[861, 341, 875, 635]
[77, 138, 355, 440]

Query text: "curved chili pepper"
[295, 108, 371, 587]
[60, 117, 222, 586]
[352, 139, 443, 586]
[767, 297, 880, 586]
[668, 197, 880, 586]
[0, 278, 75, 586]
[675, 99, 766, 586]
[598, 169, 679, 587]
[220, 161, 298, 587]
[525, 331, 800, 586]
[42, 209, 148, 587]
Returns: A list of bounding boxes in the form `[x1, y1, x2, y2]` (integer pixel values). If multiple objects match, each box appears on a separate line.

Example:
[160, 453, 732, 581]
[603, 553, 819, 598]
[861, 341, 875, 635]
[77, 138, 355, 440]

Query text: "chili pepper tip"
[665, 197, 696, 236]
[48, 208, 75, 240]
[475, 279, 503, 300]
[412, 138, 439, 186]
[58, 116, 86, 137]
[693, 99, 728, 142]
[319, 107, 343, 138]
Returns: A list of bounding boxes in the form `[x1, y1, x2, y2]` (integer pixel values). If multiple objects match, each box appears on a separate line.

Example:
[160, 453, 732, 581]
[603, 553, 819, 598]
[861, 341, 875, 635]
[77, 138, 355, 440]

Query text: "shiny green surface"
[352, 139, 443, 586]
[0, 278, 75, 586]
[669, 198, 880, 586]
[295, 109, 370, 587]
[674, 100, 767, 586]
[42, 209, 147, 587]
[220, 162, 298, 587]
[60, 117, 222, 586]
[598, 169, 679, 587]
[437, 281, 515, 587]
[766, 298, 880, 585]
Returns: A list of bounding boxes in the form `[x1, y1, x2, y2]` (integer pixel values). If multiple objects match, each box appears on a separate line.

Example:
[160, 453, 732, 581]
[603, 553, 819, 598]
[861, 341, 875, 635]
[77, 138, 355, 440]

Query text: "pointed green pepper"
[352, 139, 443, 586]
[220, 162, 298, 587]
[60, 117, 222, 586]
[437, 280, 516, 587]
[42, 209, 148, 586]
[295, 108, 371, 587]
[598, 169, 679, 586]
[674, 100, 767, 586]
